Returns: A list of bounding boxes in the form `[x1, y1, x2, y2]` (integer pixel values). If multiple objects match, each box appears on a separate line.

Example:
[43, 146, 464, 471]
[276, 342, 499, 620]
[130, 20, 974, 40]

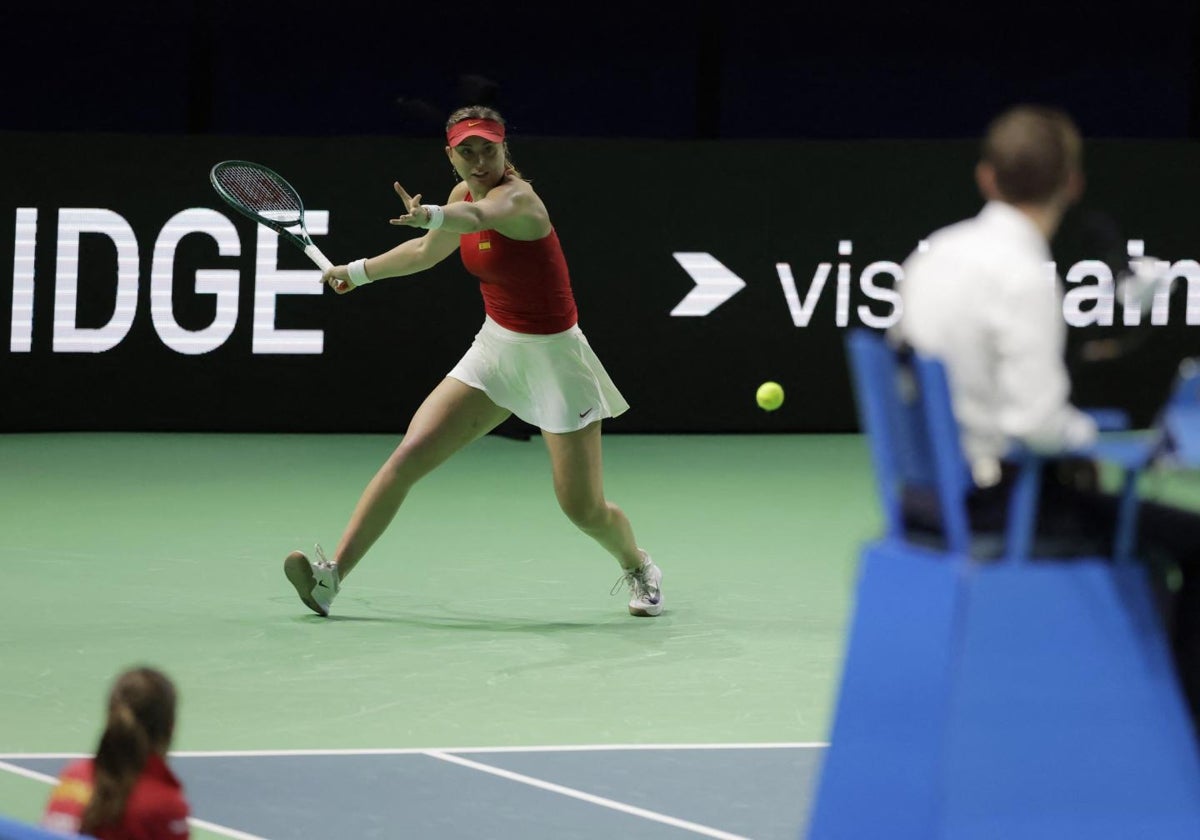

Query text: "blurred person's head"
[977, 105, 1084, 234]
[81, 667, 178, 834]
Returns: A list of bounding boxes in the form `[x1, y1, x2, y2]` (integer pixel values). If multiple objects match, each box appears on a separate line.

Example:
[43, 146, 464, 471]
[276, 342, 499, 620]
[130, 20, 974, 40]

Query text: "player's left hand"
[390, 182, 434, 227]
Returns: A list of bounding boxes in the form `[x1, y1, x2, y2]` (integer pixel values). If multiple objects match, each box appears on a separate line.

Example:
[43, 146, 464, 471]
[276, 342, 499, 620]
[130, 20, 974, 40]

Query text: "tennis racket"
[209, 160, 333, 272]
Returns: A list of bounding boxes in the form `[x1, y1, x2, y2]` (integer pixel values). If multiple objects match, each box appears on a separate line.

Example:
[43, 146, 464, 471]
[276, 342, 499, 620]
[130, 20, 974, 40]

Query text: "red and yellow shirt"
[43, 754, 190, 840]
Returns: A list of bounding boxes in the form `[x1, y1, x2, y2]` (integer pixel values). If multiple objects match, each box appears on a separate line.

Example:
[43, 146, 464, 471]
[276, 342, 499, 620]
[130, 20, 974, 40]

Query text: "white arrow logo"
[670, 252, 747, 316]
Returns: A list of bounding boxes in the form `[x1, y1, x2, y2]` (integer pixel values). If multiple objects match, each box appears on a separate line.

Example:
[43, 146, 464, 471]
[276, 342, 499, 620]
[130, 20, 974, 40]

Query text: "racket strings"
[215, 165, 303, 225]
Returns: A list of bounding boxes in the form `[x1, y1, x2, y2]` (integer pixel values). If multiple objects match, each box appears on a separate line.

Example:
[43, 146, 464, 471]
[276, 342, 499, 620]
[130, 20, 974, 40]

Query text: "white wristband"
[421, 204, 445, 230]
[347, 258, 372, 286]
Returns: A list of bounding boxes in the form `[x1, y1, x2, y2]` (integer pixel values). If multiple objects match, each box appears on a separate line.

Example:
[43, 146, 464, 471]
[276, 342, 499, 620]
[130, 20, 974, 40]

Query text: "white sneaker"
[612, 552, 663, 617]
[284, 544, 340, 617]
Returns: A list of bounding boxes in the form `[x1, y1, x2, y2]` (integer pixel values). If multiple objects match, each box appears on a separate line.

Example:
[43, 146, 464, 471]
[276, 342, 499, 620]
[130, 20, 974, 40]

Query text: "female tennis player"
[284, 106, 662, 619]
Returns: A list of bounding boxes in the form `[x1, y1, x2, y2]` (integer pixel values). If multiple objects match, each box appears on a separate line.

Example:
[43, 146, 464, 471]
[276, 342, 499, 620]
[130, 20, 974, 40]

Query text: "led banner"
[2, 133, 1197, 433]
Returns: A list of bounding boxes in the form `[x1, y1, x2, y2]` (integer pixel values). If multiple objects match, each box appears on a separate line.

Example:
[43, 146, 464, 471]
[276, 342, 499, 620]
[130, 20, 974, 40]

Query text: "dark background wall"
[4, 1, 1198, 141]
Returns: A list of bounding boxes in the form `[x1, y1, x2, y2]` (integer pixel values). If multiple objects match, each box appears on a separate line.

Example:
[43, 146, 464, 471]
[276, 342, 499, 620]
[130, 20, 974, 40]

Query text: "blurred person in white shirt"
[898, 104, 1093, 488]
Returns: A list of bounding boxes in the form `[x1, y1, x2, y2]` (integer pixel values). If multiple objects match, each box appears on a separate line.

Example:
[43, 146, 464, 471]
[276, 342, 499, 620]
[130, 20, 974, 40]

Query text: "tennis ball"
[756, 381, 784, 411]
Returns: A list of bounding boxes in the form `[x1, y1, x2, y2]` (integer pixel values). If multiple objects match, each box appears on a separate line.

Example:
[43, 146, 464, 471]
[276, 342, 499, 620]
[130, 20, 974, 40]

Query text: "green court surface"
[0, 432, 878, 832]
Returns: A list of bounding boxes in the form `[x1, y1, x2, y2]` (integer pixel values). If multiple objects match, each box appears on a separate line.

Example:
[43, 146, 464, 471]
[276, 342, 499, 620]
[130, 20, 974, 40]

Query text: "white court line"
[0, 760, 54, 785]
[0, 741, 825, 760]
[425, 750, 752, 840]
[173, 741, 826, 758]
[0, 759, 269, 840]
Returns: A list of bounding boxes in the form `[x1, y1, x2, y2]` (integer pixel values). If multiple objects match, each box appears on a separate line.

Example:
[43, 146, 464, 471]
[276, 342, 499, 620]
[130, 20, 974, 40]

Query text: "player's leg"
[286, 378, 510, 615]
[541, 421, 662, 616]
[334, 377, 512, 579]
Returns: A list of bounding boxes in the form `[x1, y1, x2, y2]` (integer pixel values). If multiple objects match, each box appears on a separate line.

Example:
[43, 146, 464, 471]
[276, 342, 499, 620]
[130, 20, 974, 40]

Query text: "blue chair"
[806, 328, 1200, 840]
[1161, 358, 1200, 466]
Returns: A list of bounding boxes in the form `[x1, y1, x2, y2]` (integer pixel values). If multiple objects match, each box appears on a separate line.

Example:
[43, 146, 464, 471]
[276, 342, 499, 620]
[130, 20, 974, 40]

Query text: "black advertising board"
[2, 132, 1197, 432]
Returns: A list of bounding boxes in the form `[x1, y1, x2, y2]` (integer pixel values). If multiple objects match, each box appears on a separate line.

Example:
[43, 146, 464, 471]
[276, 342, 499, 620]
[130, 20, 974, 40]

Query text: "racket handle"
[304, 244, 334, 272]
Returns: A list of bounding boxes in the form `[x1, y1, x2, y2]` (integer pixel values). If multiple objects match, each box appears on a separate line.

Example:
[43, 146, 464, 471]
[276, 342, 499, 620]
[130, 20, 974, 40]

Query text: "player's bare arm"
[392, 179, 550, 240]
[321, 184, 467, 293]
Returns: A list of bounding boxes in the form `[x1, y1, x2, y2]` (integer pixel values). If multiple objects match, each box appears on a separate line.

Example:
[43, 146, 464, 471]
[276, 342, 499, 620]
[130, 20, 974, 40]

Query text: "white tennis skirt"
[447, 316, 630, 434]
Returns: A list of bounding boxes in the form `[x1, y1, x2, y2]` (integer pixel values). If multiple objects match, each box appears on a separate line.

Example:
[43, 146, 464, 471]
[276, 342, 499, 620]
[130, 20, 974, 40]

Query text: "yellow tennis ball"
[756, 381, 784, 411]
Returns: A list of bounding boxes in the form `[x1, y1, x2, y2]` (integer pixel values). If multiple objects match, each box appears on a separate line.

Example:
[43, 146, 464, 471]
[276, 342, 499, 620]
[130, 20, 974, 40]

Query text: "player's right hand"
[322, 267, 355, 294]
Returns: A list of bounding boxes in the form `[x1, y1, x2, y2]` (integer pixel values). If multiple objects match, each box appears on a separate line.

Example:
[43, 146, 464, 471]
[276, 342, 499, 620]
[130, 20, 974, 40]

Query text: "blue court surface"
[2, 744, 825, 839]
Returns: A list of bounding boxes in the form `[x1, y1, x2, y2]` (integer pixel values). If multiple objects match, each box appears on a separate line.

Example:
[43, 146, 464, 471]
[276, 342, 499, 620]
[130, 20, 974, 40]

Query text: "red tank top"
[458, 194, 578, 334]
